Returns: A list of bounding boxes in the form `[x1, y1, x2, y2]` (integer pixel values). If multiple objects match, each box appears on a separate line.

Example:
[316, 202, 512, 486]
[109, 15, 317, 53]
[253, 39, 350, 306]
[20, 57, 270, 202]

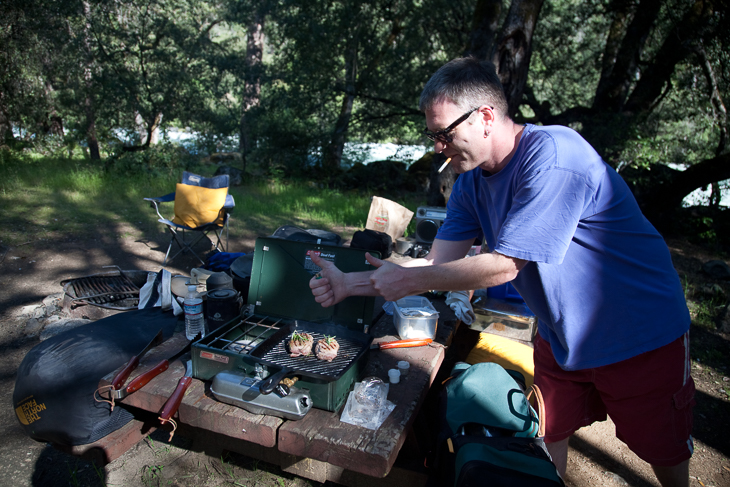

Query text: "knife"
[110, 329, 164, 392]
[371, 338, 433, 350]
[158, 359, 194, 439]
[113, 333, 199, 400]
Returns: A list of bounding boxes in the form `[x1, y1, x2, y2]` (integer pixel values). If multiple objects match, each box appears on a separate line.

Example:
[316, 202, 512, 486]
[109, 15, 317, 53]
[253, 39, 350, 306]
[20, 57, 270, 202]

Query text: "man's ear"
[479, 105, 496, 127]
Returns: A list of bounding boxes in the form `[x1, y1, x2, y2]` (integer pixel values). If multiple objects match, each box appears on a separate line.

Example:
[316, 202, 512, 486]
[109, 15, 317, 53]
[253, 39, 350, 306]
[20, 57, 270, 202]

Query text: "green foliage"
[258, 0, 464, 167]
[2, 0, 728, 209]
[0, 152, 174, 246]
[105, 142, 200, 177]
[0, 147, 432, 253]
[675, 209, 725, 246]
[529, 0, 609, 113]
[335, 160, 420, 195]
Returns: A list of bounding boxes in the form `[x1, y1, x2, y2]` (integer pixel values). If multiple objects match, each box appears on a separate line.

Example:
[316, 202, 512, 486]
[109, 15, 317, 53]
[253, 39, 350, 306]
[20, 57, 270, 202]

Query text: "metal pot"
[206, 288, 242, 332]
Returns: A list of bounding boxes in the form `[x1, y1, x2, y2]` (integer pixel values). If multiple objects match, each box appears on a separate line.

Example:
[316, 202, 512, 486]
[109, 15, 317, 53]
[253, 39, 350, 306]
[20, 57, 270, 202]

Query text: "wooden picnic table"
[83, 296, 460, 486]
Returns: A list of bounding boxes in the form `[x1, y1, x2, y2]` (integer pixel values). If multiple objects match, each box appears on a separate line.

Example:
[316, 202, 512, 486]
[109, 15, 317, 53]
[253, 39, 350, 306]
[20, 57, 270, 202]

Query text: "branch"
[694, 42, 729, 156]
[643, 153, 730, 213]
[623, 0, 715, 115]
[593, 0, 662, 112]
[335, 87, 421, 116]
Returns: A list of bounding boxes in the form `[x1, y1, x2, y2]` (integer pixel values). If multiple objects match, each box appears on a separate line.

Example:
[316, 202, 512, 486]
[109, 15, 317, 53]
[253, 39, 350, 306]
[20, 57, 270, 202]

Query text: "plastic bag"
[340, 377, 395, 430]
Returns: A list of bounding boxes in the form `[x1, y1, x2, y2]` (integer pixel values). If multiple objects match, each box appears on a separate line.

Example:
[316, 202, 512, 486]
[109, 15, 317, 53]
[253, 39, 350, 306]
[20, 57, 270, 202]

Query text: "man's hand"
[309, 253, 348, 308]
[366, 253, 415, 302]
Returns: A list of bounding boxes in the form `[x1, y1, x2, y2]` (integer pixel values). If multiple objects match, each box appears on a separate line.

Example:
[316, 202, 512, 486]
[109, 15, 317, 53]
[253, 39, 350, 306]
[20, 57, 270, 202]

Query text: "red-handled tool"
[110, 329, 164, 391]
[158, 359, 194, 440]
[371, 338, 433, 350]
[109, 333, 197, 401]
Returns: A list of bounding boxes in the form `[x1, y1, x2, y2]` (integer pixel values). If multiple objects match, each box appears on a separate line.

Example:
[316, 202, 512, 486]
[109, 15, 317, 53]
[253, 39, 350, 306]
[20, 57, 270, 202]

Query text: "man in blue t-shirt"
[309, 57, 694, 487]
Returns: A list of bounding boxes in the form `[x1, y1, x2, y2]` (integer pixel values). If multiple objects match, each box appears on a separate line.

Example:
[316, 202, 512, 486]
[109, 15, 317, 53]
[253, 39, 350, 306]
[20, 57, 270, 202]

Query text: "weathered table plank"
[277, 341, 445, 477]
[99, 333, 282, 448]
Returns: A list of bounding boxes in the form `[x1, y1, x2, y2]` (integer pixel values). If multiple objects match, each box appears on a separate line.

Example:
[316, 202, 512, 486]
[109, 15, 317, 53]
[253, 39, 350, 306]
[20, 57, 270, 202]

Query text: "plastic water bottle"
[184, 285, 206, 340]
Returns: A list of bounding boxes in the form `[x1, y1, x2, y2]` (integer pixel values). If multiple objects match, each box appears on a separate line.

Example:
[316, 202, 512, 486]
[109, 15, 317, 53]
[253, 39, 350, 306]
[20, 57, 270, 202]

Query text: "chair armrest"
[145, 192, 176, 203]
[224, 194, 235, 210]
[145, 192, 176, 221]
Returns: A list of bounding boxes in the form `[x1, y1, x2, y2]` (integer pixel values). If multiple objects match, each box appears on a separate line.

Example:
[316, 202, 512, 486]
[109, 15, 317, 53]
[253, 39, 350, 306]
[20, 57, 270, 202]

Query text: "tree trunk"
[593, 0, 662, 112]
[491, 0, 545, 117]
[135, 112, 148, 145]
[323, 29, 360, 171]
[629, 152, 730, 227]
[464, 0, 501, 60]
[0, 92, 14, 145]
[82, 1, 100, 160]
[43, 81, 64, 136]
[85, 93, 100, 160]
[695, 43, 728, 157]
[239, 11, 264, 173]
[623, 0, 715, 115]
[595, 0, 633, 105]
[149, 112, 162, 146]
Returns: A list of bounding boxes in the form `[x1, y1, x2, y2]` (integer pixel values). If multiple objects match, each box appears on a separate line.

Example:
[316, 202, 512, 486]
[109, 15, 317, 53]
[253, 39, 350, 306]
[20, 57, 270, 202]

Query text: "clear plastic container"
[184, 285, 207, 340]
[393, 296, 438, 339]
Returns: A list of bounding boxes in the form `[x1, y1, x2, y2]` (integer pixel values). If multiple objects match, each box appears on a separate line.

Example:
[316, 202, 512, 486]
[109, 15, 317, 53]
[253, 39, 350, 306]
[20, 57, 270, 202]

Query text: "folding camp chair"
[145, 171, 235, 266]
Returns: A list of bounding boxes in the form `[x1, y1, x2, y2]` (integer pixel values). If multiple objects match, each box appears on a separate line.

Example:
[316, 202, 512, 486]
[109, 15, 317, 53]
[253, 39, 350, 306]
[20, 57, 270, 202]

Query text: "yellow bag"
[466, 333, 535, 390]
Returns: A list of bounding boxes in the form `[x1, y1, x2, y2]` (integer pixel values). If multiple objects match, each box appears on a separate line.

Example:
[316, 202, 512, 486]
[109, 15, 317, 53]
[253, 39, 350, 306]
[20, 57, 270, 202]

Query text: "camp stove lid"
[247, 237, 380, 332]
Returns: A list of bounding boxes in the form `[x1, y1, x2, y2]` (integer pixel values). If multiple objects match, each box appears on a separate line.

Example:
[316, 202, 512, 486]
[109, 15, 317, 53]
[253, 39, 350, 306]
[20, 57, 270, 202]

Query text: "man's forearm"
[392, 252, 525, 296]
[343, 270, 380, 298]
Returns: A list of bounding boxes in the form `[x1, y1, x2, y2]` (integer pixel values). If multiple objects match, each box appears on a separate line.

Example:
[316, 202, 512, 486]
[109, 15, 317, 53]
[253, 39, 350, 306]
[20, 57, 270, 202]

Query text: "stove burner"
[203, 314, 285, 354]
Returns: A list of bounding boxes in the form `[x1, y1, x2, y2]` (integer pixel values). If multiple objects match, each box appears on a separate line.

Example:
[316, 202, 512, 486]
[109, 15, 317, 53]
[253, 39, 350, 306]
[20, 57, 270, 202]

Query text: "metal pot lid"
[207, 272, 232, 285]
[207, 288, 239, 300]
[230, 253, 255, 278]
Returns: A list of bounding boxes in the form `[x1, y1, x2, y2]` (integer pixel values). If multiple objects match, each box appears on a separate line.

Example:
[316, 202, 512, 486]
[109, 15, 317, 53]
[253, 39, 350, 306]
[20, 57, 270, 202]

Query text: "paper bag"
[365, 196, 414, 241]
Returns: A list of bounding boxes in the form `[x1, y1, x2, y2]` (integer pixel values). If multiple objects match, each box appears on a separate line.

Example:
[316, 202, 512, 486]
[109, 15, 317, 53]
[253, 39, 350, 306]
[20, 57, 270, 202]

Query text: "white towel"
[445, 290, 476, 325]
[138, 269, 183, 316]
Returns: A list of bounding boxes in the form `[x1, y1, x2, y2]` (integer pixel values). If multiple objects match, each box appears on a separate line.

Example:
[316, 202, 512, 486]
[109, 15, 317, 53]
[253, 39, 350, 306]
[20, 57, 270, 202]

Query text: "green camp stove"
[192, 237, 378, 413]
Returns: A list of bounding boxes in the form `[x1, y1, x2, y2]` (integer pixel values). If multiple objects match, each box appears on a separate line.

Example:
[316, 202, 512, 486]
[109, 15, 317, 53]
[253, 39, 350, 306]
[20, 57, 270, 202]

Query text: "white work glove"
[445, 290, 476, 325]
[190, 267, 215, 285]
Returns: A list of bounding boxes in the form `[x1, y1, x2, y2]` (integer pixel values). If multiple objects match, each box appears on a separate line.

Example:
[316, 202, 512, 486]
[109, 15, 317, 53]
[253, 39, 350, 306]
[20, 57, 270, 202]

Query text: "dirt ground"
[0, 229, 728, 487]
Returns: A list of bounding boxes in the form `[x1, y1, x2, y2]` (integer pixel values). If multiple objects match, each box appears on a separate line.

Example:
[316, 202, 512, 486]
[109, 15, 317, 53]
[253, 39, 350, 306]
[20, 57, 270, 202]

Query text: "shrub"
[105, 142, 199, 177]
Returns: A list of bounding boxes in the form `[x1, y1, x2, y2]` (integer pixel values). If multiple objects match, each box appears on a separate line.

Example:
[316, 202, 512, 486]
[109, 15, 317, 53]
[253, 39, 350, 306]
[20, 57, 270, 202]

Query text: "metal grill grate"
[200, 316, 366, 379]
[257, 332, 362, 377]
[63, 273, 140, 309]
[203, 314, 285, 354]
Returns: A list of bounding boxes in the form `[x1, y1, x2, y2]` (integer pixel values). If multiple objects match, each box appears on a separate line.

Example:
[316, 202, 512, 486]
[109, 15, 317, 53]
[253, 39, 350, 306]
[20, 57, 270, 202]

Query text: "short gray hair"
[419, 57, 509, 119]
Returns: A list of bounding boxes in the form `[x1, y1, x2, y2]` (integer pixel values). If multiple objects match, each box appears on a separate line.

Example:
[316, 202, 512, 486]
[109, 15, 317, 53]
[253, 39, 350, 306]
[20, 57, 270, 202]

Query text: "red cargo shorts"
[534, 332, 695, 467]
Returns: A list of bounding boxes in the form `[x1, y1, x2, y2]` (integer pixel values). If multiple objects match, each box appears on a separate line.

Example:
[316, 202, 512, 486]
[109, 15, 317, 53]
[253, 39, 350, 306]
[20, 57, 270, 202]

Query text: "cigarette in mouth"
[437, 157, 452, 173]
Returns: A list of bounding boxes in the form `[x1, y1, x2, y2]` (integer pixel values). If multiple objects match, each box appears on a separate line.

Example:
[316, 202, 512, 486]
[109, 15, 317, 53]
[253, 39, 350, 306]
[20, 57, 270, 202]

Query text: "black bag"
[13, 308, 179, 446]
[429, 362, 564, 487]
[270, 224, 342, 246]
[350, 229, 393, 259]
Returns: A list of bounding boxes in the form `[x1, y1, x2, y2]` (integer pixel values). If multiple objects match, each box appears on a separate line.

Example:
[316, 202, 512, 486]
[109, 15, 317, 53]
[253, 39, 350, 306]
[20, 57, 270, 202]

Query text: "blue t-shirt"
[438, 124, 690, 370]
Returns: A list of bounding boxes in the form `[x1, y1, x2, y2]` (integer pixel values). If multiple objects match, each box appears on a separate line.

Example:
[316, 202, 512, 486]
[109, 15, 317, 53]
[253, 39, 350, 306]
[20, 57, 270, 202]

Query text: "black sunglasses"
[424, 107, 479, 143]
